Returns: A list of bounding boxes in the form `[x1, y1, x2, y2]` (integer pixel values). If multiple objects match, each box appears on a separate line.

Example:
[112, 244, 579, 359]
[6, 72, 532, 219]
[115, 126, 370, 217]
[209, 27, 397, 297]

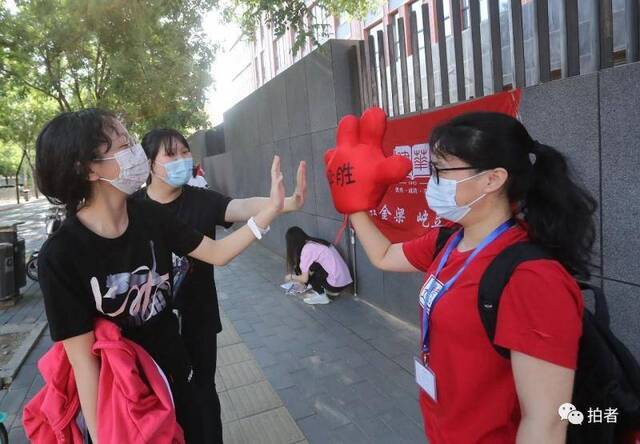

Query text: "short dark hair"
[141, 128, 191, 184]
[35, 108, 120, 214]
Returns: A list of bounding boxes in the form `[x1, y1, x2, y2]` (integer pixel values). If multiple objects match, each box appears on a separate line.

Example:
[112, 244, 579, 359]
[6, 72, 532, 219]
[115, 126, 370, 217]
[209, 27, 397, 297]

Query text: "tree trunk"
[14, 151, 25, 204]
[24, 148, 39, 198]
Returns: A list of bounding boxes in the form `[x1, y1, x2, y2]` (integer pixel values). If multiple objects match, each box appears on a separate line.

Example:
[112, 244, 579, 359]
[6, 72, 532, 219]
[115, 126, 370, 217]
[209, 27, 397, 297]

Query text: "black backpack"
[434, 228, 640, 443]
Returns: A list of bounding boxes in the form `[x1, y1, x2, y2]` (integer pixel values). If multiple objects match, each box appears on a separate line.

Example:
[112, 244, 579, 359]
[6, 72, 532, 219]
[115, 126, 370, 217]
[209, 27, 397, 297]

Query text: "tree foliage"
[221, 0, 381, 54]
[0, 0, 216, 136]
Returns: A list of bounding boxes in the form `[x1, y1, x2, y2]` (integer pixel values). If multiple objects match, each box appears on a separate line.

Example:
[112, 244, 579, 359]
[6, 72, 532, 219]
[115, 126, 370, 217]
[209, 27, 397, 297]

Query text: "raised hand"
[284, 161, 307, 212]
[269, 155, 286, 213]
[324, 107, 412, 214]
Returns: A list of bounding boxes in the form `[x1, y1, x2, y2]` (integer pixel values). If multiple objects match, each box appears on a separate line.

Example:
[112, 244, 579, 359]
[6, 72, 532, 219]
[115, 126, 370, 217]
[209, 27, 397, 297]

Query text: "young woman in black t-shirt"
[135, 128, 306, 442]
[34, 109, 296, 443]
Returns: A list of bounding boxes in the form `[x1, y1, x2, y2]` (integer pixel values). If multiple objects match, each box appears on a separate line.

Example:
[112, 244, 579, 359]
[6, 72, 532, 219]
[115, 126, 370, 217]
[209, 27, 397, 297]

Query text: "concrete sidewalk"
[217, 240, 426, 444]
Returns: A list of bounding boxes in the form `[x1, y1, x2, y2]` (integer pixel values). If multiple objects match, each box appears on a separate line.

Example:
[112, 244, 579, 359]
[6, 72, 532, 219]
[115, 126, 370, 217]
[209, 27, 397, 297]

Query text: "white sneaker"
[303, 291, 331, 305]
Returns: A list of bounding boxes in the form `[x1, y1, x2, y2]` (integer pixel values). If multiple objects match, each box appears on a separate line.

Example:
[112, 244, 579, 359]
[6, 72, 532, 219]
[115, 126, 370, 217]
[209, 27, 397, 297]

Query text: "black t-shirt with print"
[131, 185, 232, 335]
[38, 198, 204, 379]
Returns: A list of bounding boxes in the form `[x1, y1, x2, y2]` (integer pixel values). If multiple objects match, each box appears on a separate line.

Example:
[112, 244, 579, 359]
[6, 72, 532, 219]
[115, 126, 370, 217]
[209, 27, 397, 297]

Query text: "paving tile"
[351, 416, 402, 444]
[252, 346, 279, 368]
[0, 387, 28, 416]
[329, 423, 370, 444]
[297, 414, 334, 443]
[9, 363, 38, 390]
[219, 390, 239, 424]
[227, 380, 282, 419]
[8, 426, 29, 444]
[309, 393, 352, 429]
[236, 407, 305, 444]
[218, 325, 243, 347]
[379, 407, 426, 443]
[288, 368, 330, 399]
[215, 371, 226, 393]
[219, 360, 265, 390]
[222, 418, 249, 444]
[277, 386, 317, 420]
[262, 364, 296, 390]
[217, 343, 253, 367]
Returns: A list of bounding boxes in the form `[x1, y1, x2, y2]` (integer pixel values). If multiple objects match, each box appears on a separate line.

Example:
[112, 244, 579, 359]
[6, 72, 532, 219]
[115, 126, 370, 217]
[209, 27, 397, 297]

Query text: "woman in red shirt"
[350, 112, 596, 443]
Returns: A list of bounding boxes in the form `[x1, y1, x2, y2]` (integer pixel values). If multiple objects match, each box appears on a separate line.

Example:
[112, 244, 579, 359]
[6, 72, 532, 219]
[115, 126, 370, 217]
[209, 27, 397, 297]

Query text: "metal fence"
[356, 0, 640, 116]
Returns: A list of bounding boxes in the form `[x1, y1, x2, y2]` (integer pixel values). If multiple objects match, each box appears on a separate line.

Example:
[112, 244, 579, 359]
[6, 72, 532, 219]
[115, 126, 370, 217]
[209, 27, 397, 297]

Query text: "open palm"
[269, 155, 286, 213]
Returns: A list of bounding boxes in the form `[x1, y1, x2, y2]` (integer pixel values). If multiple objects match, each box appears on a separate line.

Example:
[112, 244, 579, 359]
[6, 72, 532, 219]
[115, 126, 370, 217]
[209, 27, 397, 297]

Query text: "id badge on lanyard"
[419, 275, 445, 310]
[417, 274, 444, 401]
[415, 219, 516, 403]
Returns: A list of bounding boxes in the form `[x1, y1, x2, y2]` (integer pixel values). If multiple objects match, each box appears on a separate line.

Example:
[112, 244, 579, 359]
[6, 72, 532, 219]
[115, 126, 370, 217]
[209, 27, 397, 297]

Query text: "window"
[392, 15, 401, 61]
[461, 0, 470, 30]
[388, 0, 405, 11]
[311, 5, 333, 44]
[274, 35, 292, 73]
[365, 3, 383, 27]
[411, 1, 425, 50]
[443, 0, 470, 37]
[254, 57, 260, 86]
[336, 13, 351, 39]
[273, 40, 280, 73]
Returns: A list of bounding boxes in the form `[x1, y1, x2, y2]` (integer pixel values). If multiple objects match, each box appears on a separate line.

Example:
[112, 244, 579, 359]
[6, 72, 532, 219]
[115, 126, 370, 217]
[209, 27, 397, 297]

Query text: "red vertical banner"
[370, 90, 522, 243]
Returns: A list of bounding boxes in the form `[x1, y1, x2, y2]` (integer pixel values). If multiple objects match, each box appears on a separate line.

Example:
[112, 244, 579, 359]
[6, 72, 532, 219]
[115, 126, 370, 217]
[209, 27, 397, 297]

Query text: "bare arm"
[63, 332, 100, 443]
[286, 271, 310, 284]
[190, 206, 279, 266]
[512, 351, 574, 444]
[349, 212, 418, 273]
[225, 161, 307, 222]
[189, 156, 285, 266]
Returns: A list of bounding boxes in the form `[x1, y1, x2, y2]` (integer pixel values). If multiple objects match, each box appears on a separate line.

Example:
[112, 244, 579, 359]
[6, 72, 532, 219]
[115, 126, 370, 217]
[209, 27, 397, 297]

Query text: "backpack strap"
[577, 281, 610, 327]
[433, 226, 458, 260]
[478, 242, 553, 359]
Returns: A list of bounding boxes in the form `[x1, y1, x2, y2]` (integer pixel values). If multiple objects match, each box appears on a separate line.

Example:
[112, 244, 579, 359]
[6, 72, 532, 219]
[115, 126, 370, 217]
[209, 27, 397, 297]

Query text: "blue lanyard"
[421, 219, 516, 354]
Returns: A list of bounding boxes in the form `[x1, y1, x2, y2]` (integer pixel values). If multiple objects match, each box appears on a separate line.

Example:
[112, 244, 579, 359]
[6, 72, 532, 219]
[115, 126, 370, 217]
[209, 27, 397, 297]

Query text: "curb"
[0, 321, 48, 387]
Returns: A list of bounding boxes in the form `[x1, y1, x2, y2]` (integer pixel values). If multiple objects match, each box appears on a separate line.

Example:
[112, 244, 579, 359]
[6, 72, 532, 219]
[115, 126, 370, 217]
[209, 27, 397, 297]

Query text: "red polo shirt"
[402, 224, 583, 443]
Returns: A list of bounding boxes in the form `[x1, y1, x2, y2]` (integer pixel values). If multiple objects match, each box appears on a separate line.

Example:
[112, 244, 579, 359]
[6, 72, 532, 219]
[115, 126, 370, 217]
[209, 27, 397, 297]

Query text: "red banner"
[371, 90, 522, 243]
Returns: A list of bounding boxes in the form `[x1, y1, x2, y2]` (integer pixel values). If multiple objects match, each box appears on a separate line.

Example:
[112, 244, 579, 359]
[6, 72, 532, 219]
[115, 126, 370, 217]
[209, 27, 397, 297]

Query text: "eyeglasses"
[93, 136, 138, 161]
[429, 161, 479, 184]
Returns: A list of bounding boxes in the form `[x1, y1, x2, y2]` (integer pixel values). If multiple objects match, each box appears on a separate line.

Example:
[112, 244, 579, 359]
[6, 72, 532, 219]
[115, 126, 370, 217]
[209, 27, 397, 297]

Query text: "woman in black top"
[34, 109, 297, 443]
[134, 128, 306, 442]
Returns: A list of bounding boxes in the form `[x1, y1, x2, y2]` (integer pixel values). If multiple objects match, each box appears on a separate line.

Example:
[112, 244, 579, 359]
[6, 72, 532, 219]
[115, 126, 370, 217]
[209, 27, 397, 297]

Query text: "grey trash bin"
[0, 243, 16, 301]
[14, 238, 26, 288]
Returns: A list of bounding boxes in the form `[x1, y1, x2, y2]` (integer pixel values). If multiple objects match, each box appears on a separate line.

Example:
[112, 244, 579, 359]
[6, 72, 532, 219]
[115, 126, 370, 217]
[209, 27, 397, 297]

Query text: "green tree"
[222, 0, 381, 54]
[0, 0, 216, 135]
[0, 142, 22, 178]
[0, 81, 58, 194]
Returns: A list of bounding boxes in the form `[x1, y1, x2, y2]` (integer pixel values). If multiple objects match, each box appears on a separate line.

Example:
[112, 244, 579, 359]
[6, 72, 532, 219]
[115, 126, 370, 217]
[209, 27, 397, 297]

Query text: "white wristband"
[247, 217, 270, 240]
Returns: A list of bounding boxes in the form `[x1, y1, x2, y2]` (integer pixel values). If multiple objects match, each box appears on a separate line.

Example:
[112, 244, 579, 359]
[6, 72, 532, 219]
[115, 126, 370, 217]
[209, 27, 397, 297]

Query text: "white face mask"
[426, 171, 488, 222]
[95, 143, 150, 195]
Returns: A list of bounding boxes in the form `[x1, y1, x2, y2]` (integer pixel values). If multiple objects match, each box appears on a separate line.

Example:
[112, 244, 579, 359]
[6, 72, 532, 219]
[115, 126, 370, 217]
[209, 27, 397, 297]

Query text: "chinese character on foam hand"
[379, 205, 391, 221]
[417, 210, 429, 227]
[394, 207, 406, 224]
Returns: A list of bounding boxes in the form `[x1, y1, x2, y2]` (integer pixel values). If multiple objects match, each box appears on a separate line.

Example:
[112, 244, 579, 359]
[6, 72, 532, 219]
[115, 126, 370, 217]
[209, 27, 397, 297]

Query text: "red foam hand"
[324, 107, 412, 214]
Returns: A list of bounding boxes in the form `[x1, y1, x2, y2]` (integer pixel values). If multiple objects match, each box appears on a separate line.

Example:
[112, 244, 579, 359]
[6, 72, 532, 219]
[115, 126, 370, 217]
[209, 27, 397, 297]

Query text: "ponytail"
[525, 142, 597, 278]
[430, 112, 598, 278]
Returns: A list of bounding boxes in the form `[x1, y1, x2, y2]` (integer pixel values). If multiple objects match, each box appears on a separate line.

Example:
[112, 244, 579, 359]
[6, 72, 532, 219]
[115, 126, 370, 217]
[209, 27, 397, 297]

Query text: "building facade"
[226, 0, 630, 111]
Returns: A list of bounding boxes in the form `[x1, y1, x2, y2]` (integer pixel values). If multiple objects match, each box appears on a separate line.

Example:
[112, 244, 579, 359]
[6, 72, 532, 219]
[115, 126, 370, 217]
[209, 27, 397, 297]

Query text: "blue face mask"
[159, 157, 193, 187]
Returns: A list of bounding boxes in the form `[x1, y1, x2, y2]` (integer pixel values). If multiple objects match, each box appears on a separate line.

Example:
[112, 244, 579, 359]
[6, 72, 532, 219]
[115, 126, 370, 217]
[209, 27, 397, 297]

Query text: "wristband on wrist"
[247, 217, 270, 240]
